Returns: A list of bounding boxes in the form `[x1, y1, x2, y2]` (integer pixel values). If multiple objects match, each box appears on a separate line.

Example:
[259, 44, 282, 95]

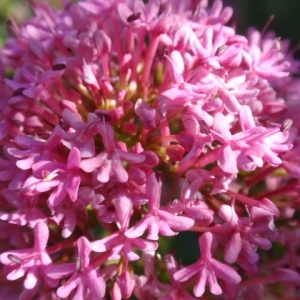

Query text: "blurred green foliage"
[0, 0, 30, 45]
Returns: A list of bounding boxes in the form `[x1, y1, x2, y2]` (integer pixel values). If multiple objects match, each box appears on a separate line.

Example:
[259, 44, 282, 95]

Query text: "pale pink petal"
[57, 276, 78, 298]
[86, 269, 106, 299]
[24, 266, 38, 289]
[34, 221, 49, 251]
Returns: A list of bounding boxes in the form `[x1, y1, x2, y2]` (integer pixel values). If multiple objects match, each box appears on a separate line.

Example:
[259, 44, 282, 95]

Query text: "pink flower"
[81, 117, 145, 183]
[211, 105, 292, 174]
[173, 232, 241, 297]
[125, 172, 194, 240]
[92, 194, 158, 261]
[0, 222, 56, 290]
[22, 147, 82, 207]
[46, 237, 107, 299]
[247, 29, 290, 79]
[217, 197, 277, 265]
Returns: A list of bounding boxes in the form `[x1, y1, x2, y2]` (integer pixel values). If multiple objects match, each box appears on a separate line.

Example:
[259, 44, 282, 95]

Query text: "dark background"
[223, 0, 300, 47]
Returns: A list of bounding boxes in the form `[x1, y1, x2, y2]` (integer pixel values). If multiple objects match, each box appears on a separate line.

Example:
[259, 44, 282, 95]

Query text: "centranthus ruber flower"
[173, 232, 241, 297]
[0, 222, 56, 290]
[125, 172, 195, 240]
[46, 236, 107, 299]
[22, 146, 82, 207]
[0, 0, 300, 299]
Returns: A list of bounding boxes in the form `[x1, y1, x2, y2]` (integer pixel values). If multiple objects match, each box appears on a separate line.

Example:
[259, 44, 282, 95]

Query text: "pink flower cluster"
[0, 0, 300, 299]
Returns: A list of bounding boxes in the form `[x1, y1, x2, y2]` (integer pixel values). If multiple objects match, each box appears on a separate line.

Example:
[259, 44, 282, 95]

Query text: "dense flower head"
[0, 0, 300, 299]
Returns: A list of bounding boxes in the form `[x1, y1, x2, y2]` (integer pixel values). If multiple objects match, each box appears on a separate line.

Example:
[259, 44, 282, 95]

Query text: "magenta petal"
[34, 222, 49, 251]
[207, 268, 222, 295]
[16, 156, 36, 170]
[67, 147, 81, 171]
[114, 195, 132, 228]
[80, 153, 106, 173]
[67, 174, 80, 202]
[218, 204, 235, 222]
[91, 233, 119, 252]
[193, 266, 208, 297]
[213, 113, 232, 141]
[35, 180, 59, 192]
[146, 218, 160, 240]
[97, 159, 111, 183]
[7, 267, 26, 281]
[131, 237, 158, 252]
[118, 151, 145, 164]
[125, 216, 151, 239]
[57, 276, 78, 298]
[224, 232, 242, 263]
[24, 266, 38, 289]
[62, 213, 76, 238]
[240, 105, 255, 130]
[111, 158, 128, 182]
[117, 269, 135, 299]
[147, 172, 162, 211]
[86, 269, 106, 299]
[173, 262, 199, 283]
[158, 210, 194, 231]
[199, 232, 213, 259]
[45, 263, 75, 280]
[210, 258, 241, 284]
[77, 237, 91, 268]
[48, 183, 67, 206]
[219, 145, 238, 174]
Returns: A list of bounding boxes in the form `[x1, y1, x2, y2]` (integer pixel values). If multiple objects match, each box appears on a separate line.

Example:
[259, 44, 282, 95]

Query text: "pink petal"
[7, 267, 26, 281]
[45, 263, 75, 280]
[158, 210, 194, 231]
[224, 232, 242, 263]
[67, 147, 81, 171]
[173, 262, 199, 283]
[240, 105, 255, 130]
[57, 276, 78, 298]
[68, 175, 80, 202]
[24, 266, 38, 289]
[111, 158, 128, 182]
[77, 237, 91, 268]
[199, 232, 213, 259]
[194, 267, 208, 297]
[125, 215, 151, 239]
[210, 258, 241, 284]
[86, 269, 106, 299]
[34, 221, 49, 251]
[219, 145, 239, 174]
[131, 238, 158, 252]
[80, 153, 106, 173]
[207, 268, 223, 295]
